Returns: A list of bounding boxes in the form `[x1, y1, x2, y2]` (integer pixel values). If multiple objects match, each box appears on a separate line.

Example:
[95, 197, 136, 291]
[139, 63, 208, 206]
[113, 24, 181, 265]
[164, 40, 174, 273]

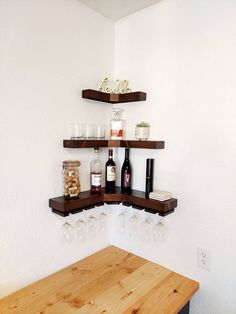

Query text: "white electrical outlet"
[197, 247, 211, 271]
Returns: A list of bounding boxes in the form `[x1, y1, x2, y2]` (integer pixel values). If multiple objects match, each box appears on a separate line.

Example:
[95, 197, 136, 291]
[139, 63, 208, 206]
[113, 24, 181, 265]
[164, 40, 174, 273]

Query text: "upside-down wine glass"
[128, 213, 140, 239]
[75, 218, 87, 242]
[140, 216, 152, 242]
[87, 215, 97, 238]
[61, 222, 74, 243]
[99, 211, 108, 233]
[153, 220, 166, 242]
[117, 211, 126, 234]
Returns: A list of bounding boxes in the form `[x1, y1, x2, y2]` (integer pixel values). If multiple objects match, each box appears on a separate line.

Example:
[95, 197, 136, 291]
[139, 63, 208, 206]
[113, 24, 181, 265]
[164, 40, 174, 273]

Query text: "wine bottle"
[105, 149, 116, 193]
[121, 148, 132, 194]
[90, 148, 102, 193]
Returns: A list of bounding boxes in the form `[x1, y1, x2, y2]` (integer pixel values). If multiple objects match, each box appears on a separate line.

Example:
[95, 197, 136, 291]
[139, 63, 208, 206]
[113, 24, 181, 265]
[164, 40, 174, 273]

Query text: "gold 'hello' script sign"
[97, 77, 132, 94]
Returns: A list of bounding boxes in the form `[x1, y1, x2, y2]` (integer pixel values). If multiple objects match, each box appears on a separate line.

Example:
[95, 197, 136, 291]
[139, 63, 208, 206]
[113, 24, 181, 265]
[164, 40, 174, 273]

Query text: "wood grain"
[0, 246, 199, 314]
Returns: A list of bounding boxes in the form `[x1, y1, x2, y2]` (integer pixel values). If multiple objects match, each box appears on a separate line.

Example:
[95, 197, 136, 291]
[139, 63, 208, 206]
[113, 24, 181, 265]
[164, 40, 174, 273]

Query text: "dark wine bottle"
[121, 148, 132, 194]
[105, 149, 116, 193]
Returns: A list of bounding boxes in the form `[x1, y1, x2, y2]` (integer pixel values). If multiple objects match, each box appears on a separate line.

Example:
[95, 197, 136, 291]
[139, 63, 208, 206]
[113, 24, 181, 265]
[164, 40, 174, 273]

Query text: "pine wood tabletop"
[0, 246, 199, 314]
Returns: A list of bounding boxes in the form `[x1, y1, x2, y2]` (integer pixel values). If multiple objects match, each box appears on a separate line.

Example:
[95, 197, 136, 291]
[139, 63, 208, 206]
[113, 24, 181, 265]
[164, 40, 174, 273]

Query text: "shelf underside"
[63, 140, 164, 149]
[49, 188, 177, 217]
[82, 89, 146, 103]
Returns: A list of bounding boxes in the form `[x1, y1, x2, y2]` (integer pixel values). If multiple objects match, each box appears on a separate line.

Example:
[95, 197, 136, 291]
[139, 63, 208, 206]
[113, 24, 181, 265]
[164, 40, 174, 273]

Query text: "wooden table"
[0, 246, 199, 314]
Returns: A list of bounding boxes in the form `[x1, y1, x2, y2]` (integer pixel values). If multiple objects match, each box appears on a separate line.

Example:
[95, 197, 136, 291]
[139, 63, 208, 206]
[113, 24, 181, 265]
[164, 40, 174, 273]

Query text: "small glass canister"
[110, 108, 125, 140]
[63, 160, 81, 199]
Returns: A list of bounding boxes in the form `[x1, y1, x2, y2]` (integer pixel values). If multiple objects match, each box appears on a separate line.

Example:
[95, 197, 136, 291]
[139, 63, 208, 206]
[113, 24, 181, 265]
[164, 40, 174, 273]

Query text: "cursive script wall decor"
[97, 77, 132, 94]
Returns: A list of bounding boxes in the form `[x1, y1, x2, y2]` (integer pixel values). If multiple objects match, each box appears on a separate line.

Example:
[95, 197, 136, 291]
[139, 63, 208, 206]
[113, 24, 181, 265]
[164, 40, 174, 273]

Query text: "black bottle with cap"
[145, 158, 154, 197]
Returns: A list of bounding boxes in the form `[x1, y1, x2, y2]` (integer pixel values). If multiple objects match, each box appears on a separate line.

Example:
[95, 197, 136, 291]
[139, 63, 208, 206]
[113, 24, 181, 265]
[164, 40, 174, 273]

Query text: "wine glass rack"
[49, 187, 177, 217]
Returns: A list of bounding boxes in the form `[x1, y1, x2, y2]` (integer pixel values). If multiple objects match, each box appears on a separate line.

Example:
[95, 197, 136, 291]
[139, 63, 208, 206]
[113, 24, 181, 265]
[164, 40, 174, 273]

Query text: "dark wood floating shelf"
[63, 139, 164, 149]
[82, 89, 147, 103]
[49, 187, 177, 217]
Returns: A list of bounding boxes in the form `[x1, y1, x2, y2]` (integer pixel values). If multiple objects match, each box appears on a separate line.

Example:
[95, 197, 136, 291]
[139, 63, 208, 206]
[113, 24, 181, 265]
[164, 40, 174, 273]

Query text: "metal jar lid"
[63, 160, 81, 167]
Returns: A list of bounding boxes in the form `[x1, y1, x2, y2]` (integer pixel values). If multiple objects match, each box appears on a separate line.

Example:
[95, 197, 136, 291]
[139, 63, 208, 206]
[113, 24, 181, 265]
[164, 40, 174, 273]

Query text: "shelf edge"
[49, 189, 177, 217]
[63, 139, 165, 149]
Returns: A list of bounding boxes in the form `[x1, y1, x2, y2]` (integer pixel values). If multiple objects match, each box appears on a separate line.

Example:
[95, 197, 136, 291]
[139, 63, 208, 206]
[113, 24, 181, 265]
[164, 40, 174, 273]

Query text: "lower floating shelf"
[49, 187, 177, 217]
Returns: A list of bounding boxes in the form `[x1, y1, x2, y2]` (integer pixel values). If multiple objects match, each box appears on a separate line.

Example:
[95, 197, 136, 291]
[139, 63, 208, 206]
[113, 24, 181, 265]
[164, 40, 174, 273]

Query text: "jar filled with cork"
[63, 160, 81, 199]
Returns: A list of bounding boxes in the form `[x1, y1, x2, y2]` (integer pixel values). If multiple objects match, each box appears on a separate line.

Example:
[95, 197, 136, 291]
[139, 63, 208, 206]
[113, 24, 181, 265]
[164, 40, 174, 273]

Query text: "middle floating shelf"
[49, 187, 177, 217]
[63, 140, 165, 149]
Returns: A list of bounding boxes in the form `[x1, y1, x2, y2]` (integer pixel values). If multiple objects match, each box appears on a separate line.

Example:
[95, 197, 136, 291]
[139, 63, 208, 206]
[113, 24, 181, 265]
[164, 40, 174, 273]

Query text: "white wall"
[0, 0, 114, 297]
[1, 1, 236, 313]
[112, 0, 236, 313]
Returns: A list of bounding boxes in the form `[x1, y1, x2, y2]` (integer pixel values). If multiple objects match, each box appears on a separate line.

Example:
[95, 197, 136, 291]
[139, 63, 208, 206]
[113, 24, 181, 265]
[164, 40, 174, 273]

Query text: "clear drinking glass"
[61, 222, 74, 243]
[94, 125, 105, 139]
[84, 124, 94, 139]
[69, 123, 84, 139]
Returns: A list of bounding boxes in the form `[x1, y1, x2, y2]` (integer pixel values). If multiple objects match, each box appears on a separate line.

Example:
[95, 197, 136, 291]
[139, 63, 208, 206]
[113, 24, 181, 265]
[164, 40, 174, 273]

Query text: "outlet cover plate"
[197, 247, 211, 271]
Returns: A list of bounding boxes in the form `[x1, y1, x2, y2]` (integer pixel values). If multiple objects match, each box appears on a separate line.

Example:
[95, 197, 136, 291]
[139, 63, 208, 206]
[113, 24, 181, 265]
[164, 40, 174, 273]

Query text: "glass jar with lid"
[110, 108, 125, 140]
[63, 160, 81, 199]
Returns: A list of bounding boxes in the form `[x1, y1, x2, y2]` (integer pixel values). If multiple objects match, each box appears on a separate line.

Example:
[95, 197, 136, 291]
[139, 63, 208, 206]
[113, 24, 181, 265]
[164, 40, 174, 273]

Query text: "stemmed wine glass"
[61, 222, 74, 243]
[99, 211, 108, 233]
[75, 218, 87, 242]
[117, 211, 126, 234]
[128, 213, 140, 238]
[87, 215, 97, 238]
[153, 220, 166, 242]
[140, 216, 152, 242]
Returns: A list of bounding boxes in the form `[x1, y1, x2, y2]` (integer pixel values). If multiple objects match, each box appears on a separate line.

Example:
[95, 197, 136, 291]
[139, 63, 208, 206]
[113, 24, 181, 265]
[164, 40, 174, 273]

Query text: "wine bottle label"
[123, 173, 131, 187]
[107, 166, 116, 181]
[91, 173, 101, 187]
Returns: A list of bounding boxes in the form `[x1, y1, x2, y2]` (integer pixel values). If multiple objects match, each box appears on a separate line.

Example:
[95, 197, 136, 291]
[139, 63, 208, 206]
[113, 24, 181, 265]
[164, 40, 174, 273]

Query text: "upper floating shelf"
[63, 140, 164, 149]
[82, 89, 147, 103]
